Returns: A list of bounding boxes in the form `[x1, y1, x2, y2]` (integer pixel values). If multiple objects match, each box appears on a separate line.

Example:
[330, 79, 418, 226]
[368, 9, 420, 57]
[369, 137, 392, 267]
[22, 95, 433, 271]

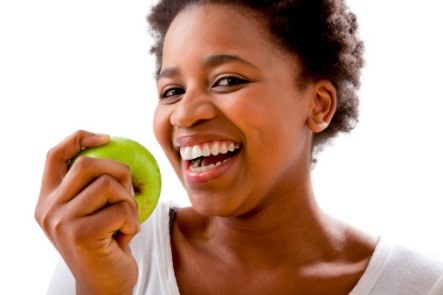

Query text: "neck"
[207, 187, 344, 269]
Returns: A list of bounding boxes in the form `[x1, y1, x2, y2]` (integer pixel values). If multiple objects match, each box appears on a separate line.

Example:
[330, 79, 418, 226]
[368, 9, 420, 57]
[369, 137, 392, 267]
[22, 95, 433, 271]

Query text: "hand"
[35, 130, 140, 295]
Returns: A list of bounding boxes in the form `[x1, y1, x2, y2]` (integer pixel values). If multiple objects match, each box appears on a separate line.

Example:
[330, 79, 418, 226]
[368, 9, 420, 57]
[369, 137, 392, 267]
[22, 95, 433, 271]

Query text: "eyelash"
[213, 76, 248, 87]
[160, 87, 185, 99]
[159, 76, 248, 100]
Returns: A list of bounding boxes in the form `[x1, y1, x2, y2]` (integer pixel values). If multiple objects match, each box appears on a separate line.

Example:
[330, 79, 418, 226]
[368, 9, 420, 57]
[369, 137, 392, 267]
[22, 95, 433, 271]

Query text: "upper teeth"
[180, 141, 240, 160]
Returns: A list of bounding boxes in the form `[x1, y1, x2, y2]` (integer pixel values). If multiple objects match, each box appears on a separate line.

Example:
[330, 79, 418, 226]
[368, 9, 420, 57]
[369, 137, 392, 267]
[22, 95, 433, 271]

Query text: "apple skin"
[70, 136, 161, 223]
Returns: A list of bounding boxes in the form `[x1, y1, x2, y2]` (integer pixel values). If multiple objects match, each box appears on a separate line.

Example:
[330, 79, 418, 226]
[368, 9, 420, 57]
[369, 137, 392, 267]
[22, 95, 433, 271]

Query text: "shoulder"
[171, 206, 211, 237]
[130, 201, 181, 295]
[351, 237, 443, 295]
[383, 241, 443, 279]
[375, 241, 443, 294]
[130, 200, 180, 258]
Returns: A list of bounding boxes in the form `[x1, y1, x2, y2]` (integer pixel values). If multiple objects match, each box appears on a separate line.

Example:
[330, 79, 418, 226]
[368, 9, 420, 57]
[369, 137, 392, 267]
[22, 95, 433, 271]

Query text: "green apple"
[70, 136, 161, 223]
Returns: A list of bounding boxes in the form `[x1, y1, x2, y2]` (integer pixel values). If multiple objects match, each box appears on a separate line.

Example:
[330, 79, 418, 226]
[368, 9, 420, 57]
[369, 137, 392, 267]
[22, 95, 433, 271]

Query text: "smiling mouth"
[179, 141, 242, 173]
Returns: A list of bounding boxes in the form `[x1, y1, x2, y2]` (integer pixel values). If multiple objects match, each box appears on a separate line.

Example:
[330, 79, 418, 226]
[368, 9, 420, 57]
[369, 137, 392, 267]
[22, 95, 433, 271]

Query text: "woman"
[35, 0, 443, 294]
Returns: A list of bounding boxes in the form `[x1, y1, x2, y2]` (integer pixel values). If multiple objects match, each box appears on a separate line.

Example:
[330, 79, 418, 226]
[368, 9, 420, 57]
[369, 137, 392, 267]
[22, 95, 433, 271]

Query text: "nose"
[170, 88, 217, 128]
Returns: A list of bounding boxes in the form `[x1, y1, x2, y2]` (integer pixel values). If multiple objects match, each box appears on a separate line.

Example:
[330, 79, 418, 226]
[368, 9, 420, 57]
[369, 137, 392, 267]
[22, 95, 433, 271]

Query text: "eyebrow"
[157, 54, 257, 81]
[157, 67, 181, 81]
[201, 54, 257, 69]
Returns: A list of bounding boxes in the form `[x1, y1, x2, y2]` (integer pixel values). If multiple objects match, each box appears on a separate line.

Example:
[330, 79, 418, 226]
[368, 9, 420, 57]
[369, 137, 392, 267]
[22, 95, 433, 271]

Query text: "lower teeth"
[190, 158, 231, 173]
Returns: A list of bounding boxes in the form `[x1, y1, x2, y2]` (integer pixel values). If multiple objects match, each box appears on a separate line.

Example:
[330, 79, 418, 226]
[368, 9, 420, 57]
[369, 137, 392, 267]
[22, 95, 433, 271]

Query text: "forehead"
[161, 4, 278, 67]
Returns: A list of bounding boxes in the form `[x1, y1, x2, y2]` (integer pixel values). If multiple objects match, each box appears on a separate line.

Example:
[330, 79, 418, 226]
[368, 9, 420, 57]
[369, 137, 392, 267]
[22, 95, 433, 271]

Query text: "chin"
[188, 193, 249, 218]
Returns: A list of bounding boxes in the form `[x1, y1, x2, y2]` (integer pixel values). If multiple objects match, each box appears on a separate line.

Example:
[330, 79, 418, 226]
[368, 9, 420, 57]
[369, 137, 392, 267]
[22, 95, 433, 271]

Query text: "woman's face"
[154, 4, 316, 217]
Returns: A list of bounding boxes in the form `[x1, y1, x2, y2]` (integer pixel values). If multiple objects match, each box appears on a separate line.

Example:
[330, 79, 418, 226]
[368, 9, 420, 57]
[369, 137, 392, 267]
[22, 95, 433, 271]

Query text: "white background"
[1, 0, 442, 293]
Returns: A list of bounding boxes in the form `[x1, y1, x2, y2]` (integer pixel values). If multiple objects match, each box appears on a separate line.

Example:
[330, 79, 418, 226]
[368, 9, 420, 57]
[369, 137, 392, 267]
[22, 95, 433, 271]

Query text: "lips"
[179, 140, 241, 173]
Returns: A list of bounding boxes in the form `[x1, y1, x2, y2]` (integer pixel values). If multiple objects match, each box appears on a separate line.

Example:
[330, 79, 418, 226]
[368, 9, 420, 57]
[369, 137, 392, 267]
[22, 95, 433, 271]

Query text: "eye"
[160, 87, 185, 99]
[213, 76, 248, 87]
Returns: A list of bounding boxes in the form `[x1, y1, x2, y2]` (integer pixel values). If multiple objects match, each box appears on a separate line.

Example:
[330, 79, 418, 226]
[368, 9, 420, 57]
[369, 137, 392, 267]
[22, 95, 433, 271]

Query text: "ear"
[306, 80, 337, 133]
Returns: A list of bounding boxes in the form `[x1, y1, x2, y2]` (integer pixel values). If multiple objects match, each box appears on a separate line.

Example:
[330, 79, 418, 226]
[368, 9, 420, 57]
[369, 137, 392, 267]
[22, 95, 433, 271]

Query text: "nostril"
[192, 118, 210, 126]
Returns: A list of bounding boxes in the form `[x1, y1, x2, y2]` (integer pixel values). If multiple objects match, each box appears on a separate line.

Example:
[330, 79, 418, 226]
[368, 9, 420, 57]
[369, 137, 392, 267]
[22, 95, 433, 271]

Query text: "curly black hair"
[147, 0, 364, 155]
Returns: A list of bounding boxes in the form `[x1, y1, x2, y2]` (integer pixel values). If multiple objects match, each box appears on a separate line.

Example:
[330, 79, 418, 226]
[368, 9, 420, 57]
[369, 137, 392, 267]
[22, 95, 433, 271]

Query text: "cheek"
[228, 90, 309, 166]
[226, 88, 305, 137]
[153, 105, 172, 150]
[153, 106, 185, 181]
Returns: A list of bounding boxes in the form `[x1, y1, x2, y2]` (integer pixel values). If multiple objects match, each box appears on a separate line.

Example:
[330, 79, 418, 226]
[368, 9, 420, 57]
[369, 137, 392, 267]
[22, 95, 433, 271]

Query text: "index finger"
[39, 130, 110, 195]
